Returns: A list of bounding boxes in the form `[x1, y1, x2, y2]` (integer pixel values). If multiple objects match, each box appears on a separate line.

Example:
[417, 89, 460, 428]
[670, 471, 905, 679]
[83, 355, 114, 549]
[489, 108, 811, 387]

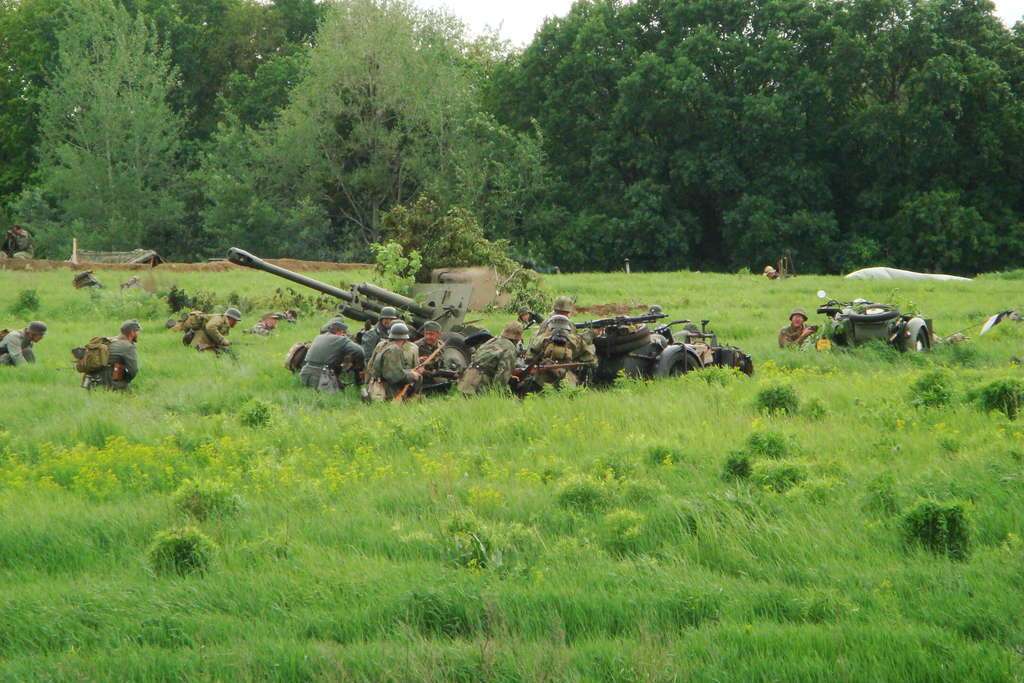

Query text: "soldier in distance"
[83, 320, 141, 391]
[193, 308, 242, 353]
[365, 322, 421, 402]
[524, 314, 597, 389]
[360, 306, 400, 360]
[778, 309, 817, 348]
[0, 321, 46, 366]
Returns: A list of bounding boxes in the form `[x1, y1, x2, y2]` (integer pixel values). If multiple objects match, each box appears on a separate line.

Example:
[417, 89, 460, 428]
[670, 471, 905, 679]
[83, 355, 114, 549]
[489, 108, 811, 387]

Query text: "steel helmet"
[421, 320, 442, 333]
[379, 306, 399, 320]
[502, 321, 524, 339]
[789, 308, 808, 321]
[546, 314, 573, 335]
[225, 308, 242, 321]
[552, 296, 574, 314]
[388, 322, 411, 340]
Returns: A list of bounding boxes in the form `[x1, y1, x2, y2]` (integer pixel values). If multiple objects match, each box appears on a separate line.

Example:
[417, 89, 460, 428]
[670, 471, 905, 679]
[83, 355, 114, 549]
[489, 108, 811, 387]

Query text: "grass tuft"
[901, 499, 971, 560]
[148, 526, 217, 576]
[172, 480, 242, 521]
[755, 383, 799, 416]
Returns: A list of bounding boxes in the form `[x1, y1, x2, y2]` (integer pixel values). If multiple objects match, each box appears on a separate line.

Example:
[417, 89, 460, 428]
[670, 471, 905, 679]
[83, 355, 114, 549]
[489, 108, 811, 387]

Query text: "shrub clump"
[646, 445, 683, 467]
[754, 462, 807, 493]
[975, 378, 1024, 420]
[722, 452, 752, 480]
[599, 509, 647, 556]
[802, 398, 829, 420]
[556, 475, 612, 512]
[148, 526, 217, 576]
[9, 289, 40, 314]
[172, 480, 241, 521]
[755, 383, 799, 416]
[442, 510, 539, 572]
[238, 399, 273, 428]
[901, 499, 971, 560]
[911, 370, 954, 409]
[746, 430, 789, 459]
[862, 473, 901, 517]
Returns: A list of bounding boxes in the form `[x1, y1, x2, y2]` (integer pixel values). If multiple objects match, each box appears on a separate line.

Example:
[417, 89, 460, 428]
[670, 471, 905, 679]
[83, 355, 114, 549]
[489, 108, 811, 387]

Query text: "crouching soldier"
[82, 320, 141, 391]
[365, 323, 420, 402]
[192, 308, 242, 353]
[778, 308, 817, 348]
[299, 319, 364, 393]
[524, 315, 597, 388]
[458, 322, 522, 396]
[0, 321, 46, 366]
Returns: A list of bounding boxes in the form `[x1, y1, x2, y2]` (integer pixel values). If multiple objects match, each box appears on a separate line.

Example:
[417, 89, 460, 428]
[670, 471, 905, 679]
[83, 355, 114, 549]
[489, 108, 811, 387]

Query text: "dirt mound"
[575, 302, 647, 316]
[1, 258, 371, 273]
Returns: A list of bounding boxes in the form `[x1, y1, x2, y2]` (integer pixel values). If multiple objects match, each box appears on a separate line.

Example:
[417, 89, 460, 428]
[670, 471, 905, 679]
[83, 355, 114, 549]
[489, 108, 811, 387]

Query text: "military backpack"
[179, 310, 208, 345]
[73, 336, 112, 374]
[0, 329, 8, 343]
[285, 341, 311, 373]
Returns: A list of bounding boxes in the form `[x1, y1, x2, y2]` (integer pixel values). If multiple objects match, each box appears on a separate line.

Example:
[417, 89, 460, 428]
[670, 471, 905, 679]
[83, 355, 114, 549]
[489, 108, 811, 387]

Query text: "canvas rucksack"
[285, 341, 311, 373]
[0, 329, 8, 344]
[74, 337, 112, 374]
[183, 310, 208, 331]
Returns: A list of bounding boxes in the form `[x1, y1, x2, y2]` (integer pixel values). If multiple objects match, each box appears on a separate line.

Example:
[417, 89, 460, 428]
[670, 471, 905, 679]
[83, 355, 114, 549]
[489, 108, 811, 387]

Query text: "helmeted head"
[502, 321, 524, 342]
[552, 296, 574, 316]
[26, 320, 47, 342]
[763, 265, 779, 279]
[648, 305, 663, 316]
[121, 319, 142, 341]
[421, 320, 441, 345]
[325, 318, 348, 335]
[224, 308, 242, 326]
[789, 308, 808, 325]
[517, 306, 532, 323]
[388, 322, 411, 341]
[261, 314, 281, 330]
[379, 306, 399, 328]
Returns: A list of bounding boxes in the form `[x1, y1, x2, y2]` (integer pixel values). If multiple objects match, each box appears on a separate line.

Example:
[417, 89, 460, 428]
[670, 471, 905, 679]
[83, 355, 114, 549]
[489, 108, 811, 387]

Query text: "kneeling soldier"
[85, 320, 141, 390]
[458, 322, 522, 396]
[366, 322, 420, 401]
[193, 307, 242, 352]
[0, 321, 46, 366]
[299, 319, 364, 392]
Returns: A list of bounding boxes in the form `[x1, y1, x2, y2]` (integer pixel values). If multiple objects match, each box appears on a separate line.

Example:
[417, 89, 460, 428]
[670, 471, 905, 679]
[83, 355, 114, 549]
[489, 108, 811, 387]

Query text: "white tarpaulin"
[845, 267, 971, 282]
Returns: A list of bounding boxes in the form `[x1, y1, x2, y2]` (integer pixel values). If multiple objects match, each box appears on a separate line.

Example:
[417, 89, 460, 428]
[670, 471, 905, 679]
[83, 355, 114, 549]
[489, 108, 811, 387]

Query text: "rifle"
[511, 361, 590, 381]
[394, 341, 446, 403]
[575, 313, 667, 330]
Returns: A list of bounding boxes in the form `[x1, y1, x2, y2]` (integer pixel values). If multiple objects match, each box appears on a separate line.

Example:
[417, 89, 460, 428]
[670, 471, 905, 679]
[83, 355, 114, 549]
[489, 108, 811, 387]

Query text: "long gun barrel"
[355, 283, 435, 320]
[576, 313, 667, 330]
[227, 248, 355, 303]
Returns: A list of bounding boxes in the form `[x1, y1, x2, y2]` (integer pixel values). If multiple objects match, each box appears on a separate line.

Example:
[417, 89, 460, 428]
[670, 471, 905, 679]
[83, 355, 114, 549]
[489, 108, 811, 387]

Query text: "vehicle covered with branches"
[815, 296, 933, 352]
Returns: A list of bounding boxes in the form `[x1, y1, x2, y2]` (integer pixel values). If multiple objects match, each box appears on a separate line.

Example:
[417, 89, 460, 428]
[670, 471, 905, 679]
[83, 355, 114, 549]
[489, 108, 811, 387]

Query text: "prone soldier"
[0, 321, 46, 366]
[458, 322, 522, 396]
[247, 313, 285, 336]
[299, 319, 364, 392]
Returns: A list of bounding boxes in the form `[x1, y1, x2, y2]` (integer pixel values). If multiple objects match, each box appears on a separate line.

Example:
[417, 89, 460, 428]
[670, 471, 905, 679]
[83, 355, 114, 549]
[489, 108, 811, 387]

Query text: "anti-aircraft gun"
[226, 248, 490, 369]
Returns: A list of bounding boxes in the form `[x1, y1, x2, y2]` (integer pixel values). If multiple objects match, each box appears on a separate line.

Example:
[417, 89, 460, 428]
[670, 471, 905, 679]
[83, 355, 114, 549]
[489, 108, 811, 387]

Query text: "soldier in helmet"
[524, 314, 597, 388]
[83, 320, 141, 391]
[1, 225, 34, 259]
[763, 265, 779, 280]
[778, 308, 817, 348]
[365, 322, 421, 401]
[360, 306, 399, 360]
[458, 322, 522, 396]
[536, 295, 576, 336]
[192, 308, 242, 353]
[0, 321, 46, 366]
[299, 319, 364, 392]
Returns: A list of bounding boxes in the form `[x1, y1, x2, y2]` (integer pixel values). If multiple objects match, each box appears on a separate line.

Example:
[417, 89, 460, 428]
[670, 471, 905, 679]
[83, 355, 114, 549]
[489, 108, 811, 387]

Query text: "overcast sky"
[415, 0, 1024, 46]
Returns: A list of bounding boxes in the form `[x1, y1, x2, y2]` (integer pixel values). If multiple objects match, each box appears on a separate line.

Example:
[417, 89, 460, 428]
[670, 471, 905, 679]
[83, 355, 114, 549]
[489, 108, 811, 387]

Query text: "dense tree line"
[2, 0, 1023, 274]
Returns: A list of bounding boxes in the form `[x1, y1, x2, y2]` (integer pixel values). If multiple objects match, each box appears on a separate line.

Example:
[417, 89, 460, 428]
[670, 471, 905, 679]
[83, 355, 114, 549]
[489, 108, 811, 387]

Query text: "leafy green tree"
[13, 0, 186, 255]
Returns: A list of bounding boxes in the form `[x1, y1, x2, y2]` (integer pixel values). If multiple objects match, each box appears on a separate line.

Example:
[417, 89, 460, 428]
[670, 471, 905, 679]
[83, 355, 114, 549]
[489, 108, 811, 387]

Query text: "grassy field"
[1, 265, 1023, 681]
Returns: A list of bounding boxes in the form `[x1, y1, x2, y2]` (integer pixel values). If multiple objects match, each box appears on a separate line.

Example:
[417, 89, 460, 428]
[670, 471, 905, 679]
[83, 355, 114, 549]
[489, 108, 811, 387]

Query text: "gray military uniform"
[300, 333, 365, 392]
[0, 330, 35, 366]
[359, 323, 390, 360]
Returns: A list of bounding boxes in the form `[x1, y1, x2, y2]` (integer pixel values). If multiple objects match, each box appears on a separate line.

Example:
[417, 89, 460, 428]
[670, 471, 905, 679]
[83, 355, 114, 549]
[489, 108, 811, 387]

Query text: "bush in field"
[238, 399, 273, 428]
[600, 509, 647, 556]
[556, 475, 612, 512]
[442, 510, 539, 571]
[754, 462, 807, 493]
[148, 526, 217, 576]
[755, 383, 799, 416]
[746, 430, 788, 459]
[901, 500, 971, 560]
[722, 452, 752, 480]
[172, 480, 241, 521]
[9, 289, 40, 315]
[974, 378, 1024, 420]
[646, 445, 682, 467]
[910, 370, 954, 408]
[862, 473, 901, 517]
[801, 398, 829, 420]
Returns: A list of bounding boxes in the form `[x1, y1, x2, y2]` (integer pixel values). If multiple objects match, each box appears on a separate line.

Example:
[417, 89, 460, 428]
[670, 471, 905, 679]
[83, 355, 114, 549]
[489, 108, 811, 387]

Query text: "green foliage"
[238, 398, 273, 428]
[172, 480, 241, 521]
[599, 509, 647, 556]
[862, 473, 901, 517]
[975, 378, 1024, 420]
[755, 383, 799, 416]
[9, 289, 40, 315]
[722, 452, 752, 481]
[556, 475, 611, 513]
[746, 431, 788, 459]
[147, 526, 217, 576]
[910, 370, 955, 409]
[754, 462, 807, 493]
[369, 241, 422, 295]
[901, 500, 971, 560]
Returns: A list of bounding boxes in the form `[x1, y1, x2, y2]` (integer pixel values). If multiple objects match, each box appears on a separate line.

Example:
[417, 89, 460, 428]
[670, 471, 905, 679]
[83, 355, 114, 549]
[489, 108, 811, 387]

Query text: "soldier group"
[1, 225, 34, 260]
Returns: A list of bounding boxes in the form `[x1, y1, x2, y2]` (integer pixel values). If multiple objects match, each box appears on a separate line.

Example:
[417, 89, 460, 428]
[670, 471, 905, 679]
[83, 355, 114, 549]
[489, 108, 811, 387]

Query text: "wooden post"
[72, 238, 78, 265]
[624, 258, 631, 275]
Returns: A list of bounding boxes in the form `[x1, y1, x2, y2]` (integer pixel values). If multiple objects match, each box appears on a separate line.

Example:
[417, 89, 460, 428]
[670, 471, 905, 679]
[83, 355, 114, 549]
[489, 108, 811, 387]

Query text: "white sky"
[416, 0, 1024, 46]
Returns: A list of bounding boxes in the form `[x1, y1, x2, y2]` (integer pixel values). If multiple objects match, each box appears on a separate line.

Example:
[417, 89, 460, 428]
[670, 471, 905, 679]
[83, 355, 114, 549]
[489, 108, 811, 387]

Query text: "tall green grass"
[0, 267, 1022, 680]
